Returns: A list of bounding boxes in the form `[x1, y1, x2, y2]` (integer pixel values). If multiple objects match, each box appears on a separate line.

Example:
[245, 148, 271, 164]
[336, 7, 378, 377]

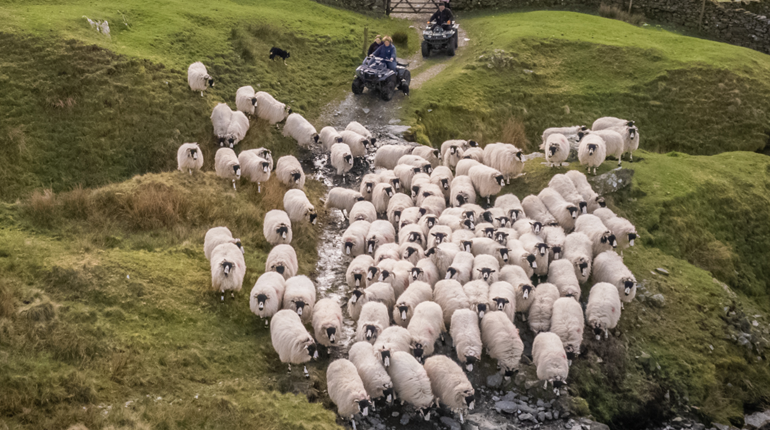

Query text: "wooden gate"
[387, 0, 440, 15]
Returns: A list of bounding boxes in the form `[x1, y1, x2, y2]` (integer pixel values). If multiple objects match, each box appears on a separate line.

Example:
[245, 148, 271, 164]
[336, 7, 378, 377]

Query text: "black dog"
[269, 47, 290, 64]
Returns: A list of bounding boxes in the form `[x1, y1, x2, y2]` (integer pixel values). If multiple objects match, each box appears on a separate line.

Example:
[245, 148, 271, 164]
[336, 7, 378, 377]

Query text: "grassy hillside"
[405, 11, 770, 155]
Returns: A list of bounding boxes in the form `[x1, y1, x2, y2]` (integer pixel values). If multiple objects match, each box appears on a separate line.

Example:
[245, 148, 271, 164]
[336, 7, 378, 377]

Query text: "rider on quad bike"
[429, 2, 454, 31]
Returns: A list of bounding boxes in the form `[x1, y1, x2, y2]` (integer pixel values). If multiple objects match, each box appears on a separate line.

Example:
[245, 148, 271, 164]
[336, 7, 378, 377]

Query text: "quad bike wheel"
[352, 77, 364, 95]
[380, 76, 397, 101]
[399, 70, 412, 96]
[421, 40, 430, 58]
[447, 42, 455, 57]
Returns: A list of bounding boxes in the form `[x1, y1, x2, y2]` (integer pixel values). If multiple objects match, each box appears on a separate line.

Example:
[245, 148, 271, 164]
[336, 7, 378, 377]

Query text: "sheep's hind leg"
[303, 365, 309, 378]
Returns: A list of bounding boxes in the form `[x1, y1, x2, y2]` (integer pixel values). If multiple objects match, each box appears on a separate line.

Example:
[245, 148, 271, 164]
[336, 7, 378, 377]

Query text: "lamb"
[283, 113, 319, 147]
[538, 187, 579, 232]
[528, 282, 560, 333]
[312, 298, 343, 347]
[387, 193, 414, 229]
[387, 351, 435, 419]
[203, 226, 243, 260]
[472, 254, 500, 283]
[505, 239, 536, 278]
[532, 332, 569, 394]
[563, 232, 593, 283]
[581, 129, 624, 166]
[424, 355, 475, 422]
[348, 282, 395, 321]
[548, 174, 587, 214]
[373, 326, 412, 367]
[356, 302, 389, 343]
[550, 297, 585, 362]
[347, 254, 375, 289]
[481, 311, 524, 378]
[265, 244, 299, 279]
[249, 272, 286, 326]
[372, 183, 395, 215]
[455, 158, 481, 177]
[407, 301, 446, 362]
[342, 221, 371, 257]
[450, 309, 483, 371]
[412, 258, 440, 287]
[283, 189, 318, 225]
[540, 125, 586, 149]
[348, 341, 394, 404]
[326, 359, 371, 428]
[275, 155, 305, 189]
[214, 148, 241, 190]
[586, 282, 622, 340]
[177, 143, 203, 175]
[326, 187, 364, 217]
[593, 208, 638, 251]
[255, 91, 290, 124]
[565, 170, 605, 213]
[398, 223, 426, 248]
[520, 233, 550, 278]
[575, 214, 617, 256]
[471, 237, 509, 266]
[545, 133, 570, 168]
[521, 195, 558, 226]
[320, 126, 343, 150]
[393, 281, 433, 327]
[346, 121, 375, 144]
[340, 130, 370, 158]
[283, 275, 316, 324]
[488, 281, 516, 321]
[446, 251, 475, 284]
[349, 200, 377, 223]
[592, 251, 637, 306]
[270, 310, 317, 377]
[263, 209, 292, 245]
[450, 175, 477, 207]
[226, 110, 250, 147]
[494, 194, 525, 222]
[463, 280, 492, 319]
[578, 133, 607, 175]
[542, 225, 566, 261]
[399, 242, 425, 265]
[187, 62, 214, 96]
[374, 145, 413, 169]
[486, 144, 524, 184]
[592, 117, 633, 131]
[330, 143, 355, 180]
[412, 146, 441, 168]
[238, 149, 271, 192]
[366, 220, 396, 256]
[547, 259, 582, 300]
[210, 243, 246, 301]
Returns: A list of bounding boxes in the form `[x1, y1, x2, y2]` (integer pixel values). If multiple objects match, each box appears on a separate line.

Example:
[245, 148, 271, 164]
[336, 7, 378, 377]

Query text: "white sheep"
[340, 130, 370, 158]
[187, 62, 214, 96]
[542, 225, 566, 262]
[448, 175, 475, 208]
[377, 259, 413, 298]
[283, 113, 319, 147]
[443, 146, 465, 170]
[575, 214, 617, 256]
[493, 228, 518, 248]
[270, 310, 317, 377]
[203, 226, 243, 260]
[265, 244, 299, 279]
[593, 208, 638, 251]
[313, 298, 343, 347]
[417, 213, 440, 237]
[486, 143, 524, 184]
[399, 242, 425, 265]
[499, 265, 535, 319]
[462, 147, 484, 163]
[375, 243, 401, 264]
[472, 254, 500, 283]
[374, 145, 413, 169]
[549, 174, 587, 214]
[373, 326, 412, 367]
[283, 275, 316, 323]
[547, 259, 581, 300]
[424, 355, 475, 422]
[505, 239, 536, 279]
[360, 173, 380, 201]
[393, 281, 432, 327]
[387, 351, 435, 419]
[330, 143, 354, 180]
[471, 237, 509, 266]
[252, 147, 274, 170]
[411, 258, 440, 287]
[495, 194, 525, 222]
[226, 110, 250, 147]
[255, 91, 290, 124]
[349, 200, 377, 223]
[463, 280, 492, 319]
[528, 282, 560, 333]
[407, 301, 446, 362]
[592, 117, 632, 131]
[398, 154, 432, 174]
[450, 309, 482, 371]
[347, 254, 375, 290]
[565, 170, 605, 213]
[563, 232, 593, 283]
[238, 149, 271, 192]
[342, 220, 371, 257]
[348, 341, 394, 404]
[398, 223, 426, 248]
[592, 250, 637, 306]
[441, 139, 477, 156]
[275, 155, 305, 189]
[586, 282, 622, 340]
[415, 183, 443, 207]
[210, 103, 233, 147]
[538, 187, 579, 232]
[545, 133, 570, 168]
[412, 146, 441, 168]
[320, 126, 343, 150]
[366, 220, 396, 256]
[326, 187, 363, 218]
[520, 233, 550, 278]
[210, 243, 246, 301]
[540, 125, 586, 149]
[431, 279, 468, 325]
[347, 282, 393, 321]
[521, 195, 557, 226]
[235, 85, 258, 116]
[489, 281, 516, 321]
[177, 143, 203, 175]
[550, 297, 585, 362]
[249, 272, 286, 325]
[346, 121, 375, 143]
[394, 164, 423, 192]
[356, 301, 389, 343]
[284, 189, 317, 225]
[532, 332, 569, 394]
[327, 358, 371, 427]
[446, 251, 474, 284]
[582, 129, 624, 166]
[263, 209, 292, 245]
[386, 193, 414, 229]
[426, 225, 452, 250]
[578, 133, 607, 175]
[372, 182, 395, 216]
[455, 158, 481, 177]
[481, 311, 524, 378]
[427, 242, 461, 276]
[214, 148, 241, 190]
[613, 123, 640, 161]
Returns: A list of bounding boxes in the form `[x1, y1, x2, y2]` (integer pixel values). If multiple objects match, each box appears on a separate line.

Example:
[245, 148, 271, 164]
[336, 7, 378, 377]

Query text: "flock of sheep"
[183, 61, 641, 429]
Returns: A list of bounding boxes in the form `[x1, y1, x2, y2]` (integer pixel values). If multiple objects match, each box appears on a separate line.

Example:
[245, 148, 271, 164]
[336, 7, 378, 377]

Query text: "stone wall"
[312, 0, 388, 15]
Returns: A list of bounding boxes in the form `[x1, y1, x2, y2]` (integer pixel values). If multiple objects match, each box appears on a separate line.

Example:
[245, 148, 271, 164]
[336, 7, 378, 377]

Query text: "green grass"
[404, 10, 770, 155]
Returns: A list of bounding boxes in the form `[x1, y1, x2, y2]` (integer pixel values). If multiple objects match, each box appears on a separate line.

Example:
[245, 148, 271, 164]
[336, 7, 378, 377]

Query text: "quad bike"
[422, 21, 459, 57]
[352, 56, 411, 101]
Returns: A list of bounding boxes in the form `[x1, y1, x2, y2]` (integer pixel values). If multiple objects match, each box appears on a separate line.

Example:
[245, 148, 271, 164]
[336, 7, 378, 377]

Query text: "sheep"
[372, 183, 395, 216]
[393, 281, 433, 327]
[211, 104, 233, 147]
[528, 282, 560, 333]
[394, 164, 423, 191]
[249, 272, 286, 326]
[375, 243, 401, 263]
[349, 200, 377, 223]
[592, 117, 633, 131]
[341, 221, 371, 258]
[494, 194, 524, 222]
[593, 208, 638, 252]
[522, 195, 558, 226]
[356, 302, 389, 343]
[415, 184, 443, 207]
[430, 279, 466, 322]
[443, 146, 465, 170]
[484, 207, 511, 229]
[387, 193, 414, 229]
[441, 139, 477, 156]
[462, 147, 484, 164]
[284, 189, 317, 225]
[542, 225, 566, 262]
[255, 91, 290, 124]
[578, 133, 607, 175]
[463, 280, 492, 319]
[575, 214, 616, 256]
[427, 225, 452, 249]
[506, 239, 536, 279]
[612, 123, 640, 161]
[340, 130, 370, 158]
[326, 187, 363, 218]
[349, 341, 394, 404]
[532, 332, 569, 394]
[449, 309, 482, 371]
[399, 242, 425, 266]
[487, 144, 524, 184]
[549, 174, 587, 214]
[177, 143, 203, 175]
[500, 265, 535, 320]
[366, 220, 396, 256]
[283, 275, 316, 324]
[446, 251, 475, 284]
[481, 311, 524, 378]
[238, 149, 271, 192]
[203, 226, 243, 260]
[270, 310, 317, 377]
[489, 281, 516, 321]
[520, 233, 550, 278]
[547, 259, 582, 300]
[412, 146, 441, 168]
[417, 213, 440, 237]
[263, 210, 292, 245]
[424, 355, 475, 422]
[252, 147, 274, 170]
[474, 223, 495, 240]
[313, 298, 343, 347]
[387, 351, 435, 419]
[581, 129, 624, 166]
[440, 213, 473, 235]
[347, 282, 395, 321]
[545, 133, 570, 168]
[378, 259, 413, 298]
[565, 170, 605, 213]
[412, 258, 440, 287]
[538, 187, 579, 232]
[493, 228, 518, 247]
[586, 282, 622, 340]
[373, 326, 412, 367]
[374, 145, 413, 169]
[346, 121, 375, 143]
[563, 232, 593, 283]
[188, 62, 214, 96]
[347, 254, 375, 292]
[326, 359, 371, 428]
[407, 301, 446, 362]
[540, 125, 586, 149]
[214, 148, 241, 190]
[398, 223, 426, 248]
[427, 242, 461, 276]
[330, 143, 355, 180]
[265, 244, 299, 280]
[592, 250, 637, 306]
[320, 126, 343, 150]
[399, 207, 426, 231]
[360, 173, 379, 201]
[472, 254, 500, 283]
[550, 297, 585, 362]
[276, 155, 305, 189]
[210, 243, 246, 301]
[380, 170, 402, 193]
[470, 237, 509, 266]
[455, 158, 481, 177]
[450, 175, 476, 208]
[283, 113, 318, 147]
[226, 110, 250, 147]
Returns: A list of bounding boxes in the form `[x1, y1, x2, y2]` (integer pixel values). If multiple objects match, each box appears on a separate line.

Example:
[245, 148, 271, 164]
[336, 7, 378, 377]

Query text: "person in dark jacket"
[371, 35, 397, 71]
[367, 35, 382, 56]
[429, 2, 454, 31]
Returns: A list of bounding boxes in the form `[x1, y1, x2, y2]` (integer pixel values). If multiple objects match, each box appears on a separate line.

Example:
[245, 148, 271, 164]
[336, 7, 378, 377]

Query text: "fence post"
[363, 27, 369, 58]
[628, 0, 633, 14]
[699, 0, 706, 30]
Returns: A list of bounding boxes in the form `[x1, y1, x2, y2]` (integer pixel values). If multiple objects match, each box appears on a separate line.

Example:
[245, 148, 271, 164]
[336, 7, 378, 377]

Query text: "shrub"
[392, 31, 408, 47]
[501, 116, 532, 152]
[599, 4, 646, 26]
